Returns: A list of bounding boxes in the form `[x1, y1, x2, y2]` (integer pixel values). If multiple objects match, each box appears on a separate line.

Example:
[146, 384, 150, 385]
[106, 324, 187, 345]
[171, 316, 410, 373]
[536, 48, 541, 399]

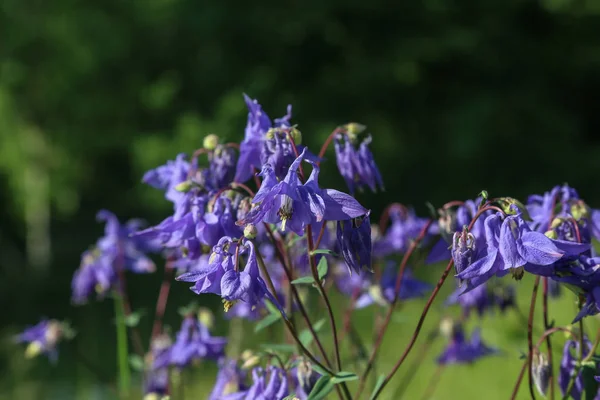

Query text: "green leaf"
[331, 371, 358, 384]
[129, 354, 145, 372]
[311, 363, 333, 377]
[478, 190, 488, 201]
[299, 318, 327, 348]
[259, 343, 296, 353]
[310, 249, 338, 257]
[291, 276, 316, 285]
[264, 299, 280, 315]
[317, 257, 328, 280]
[582, 363, 599, 400]
[124, 310, 145, 327]
[369, 374, 386, 400]
[307, 376, 335, 400]
[254, 313, 281, 332]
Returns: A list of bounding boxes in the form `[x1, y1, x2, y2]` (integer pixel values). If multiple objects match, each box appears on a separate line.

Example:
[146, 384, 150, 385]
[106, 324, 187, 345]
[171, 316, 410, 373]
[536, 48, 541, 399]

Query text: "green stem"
[113, 292, 131, 397]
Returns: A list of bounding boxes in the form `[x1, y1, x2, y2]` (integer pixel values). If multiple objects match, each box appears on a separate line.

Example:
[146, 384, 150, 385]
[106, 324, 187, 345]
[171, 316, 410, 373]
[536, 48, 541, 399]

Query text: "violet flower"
[209, 358, 247, 400]
[437, 325, 496, 365]
[223, 366, 289, 400]
[334, 126, 383, 194]
[153, 315, 227, 369]
[15, 319, 64, 363]
[237, 149, 369, 235]
[559, 338, 593, 400]
[337, 212, 372, 274]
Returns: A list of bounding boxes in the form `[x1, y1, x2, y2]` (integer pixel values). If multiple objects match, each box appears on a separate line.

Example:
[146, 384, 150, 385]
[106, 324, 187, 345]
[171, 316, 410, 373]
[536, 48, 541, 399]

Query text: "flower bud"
[532, 350, 551, 396]
[545, 230, 558, 240]
[203, 134, 219, 151]
[344, 122, 367, 141]
[243, 224, 258, 239]
[241, 350, 260, 369]
[197, 307, 215, 330]
[297, 358, 319, 394]
[289, 127, 302, 145]
[571, 201, 590, 221]
[175, 180, 193, 193]
[368, 285, 388, 307]
[439, 317, 455, 339]
[25, 341, 43, 359]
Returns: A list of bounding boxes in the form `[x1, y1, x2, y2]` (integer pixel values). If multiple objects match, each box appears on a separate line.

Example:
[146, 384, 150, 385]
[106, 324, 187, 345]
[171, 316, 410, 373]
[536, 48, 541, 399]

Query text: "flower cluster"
[17, 94, 600, 399]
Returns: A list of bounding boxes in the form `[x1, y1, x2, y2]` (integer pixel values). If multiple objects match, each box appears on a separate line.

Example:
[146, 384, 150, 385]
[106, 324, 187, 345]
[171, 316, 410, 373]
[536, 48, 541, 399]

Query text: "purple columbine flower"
[334, 125, 383, 194]
[235, 94, 292, 183]
[451, 226, 477, 286]
[527, 184, 580, 233]
[559, 338, 593, 400]
[208, 358, 247, 400]
[208, 144, 238, 190]
[153, 315, 227, 369]
[237, 148, 369, 236]
[337, 212, 372, 274]
[15, 319, 64, 363]
[446, 283, 490, 317]
[71, 249, 116, 304]
[456, 211, 589, 291]
[437, 325, 497, 365]
[373, 206, 432, 258]
[143, 153, 191, 208]
[223, 366, 289, 400]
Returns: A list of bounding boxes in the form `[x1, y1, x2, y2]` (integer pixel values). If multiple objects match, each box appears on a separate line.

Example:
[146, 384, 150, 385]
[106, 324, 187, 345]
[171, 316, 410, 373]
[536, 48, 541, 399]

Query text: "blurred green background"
[1, 0, 600, 398]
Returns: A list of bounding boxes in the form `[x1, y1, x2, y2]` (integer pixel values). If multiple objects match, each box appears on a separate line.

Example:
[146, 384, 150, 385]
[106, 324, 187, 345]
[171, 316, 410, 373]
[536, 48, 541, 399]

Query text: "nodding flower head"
[334, 128, 383, 194]
[451, 226, 476, 285]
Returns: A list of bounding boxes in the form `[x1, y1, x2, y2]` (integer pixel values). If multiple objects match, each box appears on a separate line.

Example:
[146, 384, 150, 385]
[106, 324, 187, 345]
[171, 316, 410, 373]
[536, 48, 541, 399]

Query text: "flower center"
[277, 195, 294, 231]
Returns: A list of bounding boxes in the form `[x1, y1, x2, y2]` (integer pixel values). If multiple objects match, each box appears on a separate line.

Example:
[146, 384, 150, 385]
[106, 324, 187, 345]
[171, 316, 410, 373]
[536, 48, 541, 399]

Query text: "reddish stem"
[314, 221, 327, 250]
[542, 277, 555, 400]
[419, 365, 445, 400]
[509, 276, 541, 400]
[355, 219, 434, 397]
[367, 258, 455, 399]
[378, 203, 408, 233]
[317, 127, 343, 164]
[151, 259, 175, 339]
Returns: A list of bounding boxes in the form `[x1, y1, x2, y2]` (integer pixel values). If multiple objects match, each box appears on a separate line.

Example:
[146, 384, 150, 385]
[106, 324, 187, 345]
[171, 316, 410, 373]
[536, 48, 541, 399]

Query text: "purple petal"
[518, 232, 563, 265]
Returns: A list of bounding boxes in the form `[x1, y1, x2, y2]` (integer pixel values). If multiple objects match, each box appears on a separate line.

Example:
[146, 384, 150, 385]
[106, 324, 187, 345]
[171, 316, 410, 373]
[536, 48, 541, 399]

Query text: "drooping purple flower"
[374, 206, 432, 258]
[437, 325, 497, 365]
[457, 211, 589, 291]
[451, 227, 477, 286]
[208, 144, 238, 190]
[337, 212, 372, 274]
[527, 184, 580, 233]
[235, 95, 292, 183]
[223, 366, 289, 400]
[153, 315, 227, 369]
[334, 126, 383, 194]
[15, 319, 64, 362]
[143, 153, 191, 208]
[209, 358, 247, 400]
[237, 149, 369, 235]
[446, 283, 490, 317]
[71, 250, 116, 304]
[559, 338, 593, 400]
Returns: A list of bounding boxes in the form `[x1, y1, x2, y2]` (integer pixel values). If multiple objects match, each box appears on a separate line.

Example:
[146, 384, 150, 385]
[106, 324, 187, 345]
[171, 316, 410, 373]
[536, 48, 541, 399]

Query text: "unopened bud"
[25, 341, 43, 359]
[297, 359, 317, 394]
[344, 122, 367, 137]
[243, 224, 258, 239]
[368, 285, 388, 307]
[439, 317, 455, 339]
[203, 134, 219, 151]
[175, 180, 192, 193]
[545, 230, 558, 240]
[197, 307, 215, 330]
[241, 349, 254, 361]
[532, 351, 551, 396]
[289, 127, 302, 145]
[571, 201, 589, 221]
[510, 266, 525, 281]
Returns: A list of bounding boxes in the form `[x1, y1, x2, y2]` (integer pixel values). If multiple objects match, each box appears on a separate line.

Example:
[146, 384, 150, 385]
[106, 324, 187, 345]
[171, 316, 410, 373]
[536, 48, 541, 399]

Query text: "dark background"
[1, 0, 599, 397]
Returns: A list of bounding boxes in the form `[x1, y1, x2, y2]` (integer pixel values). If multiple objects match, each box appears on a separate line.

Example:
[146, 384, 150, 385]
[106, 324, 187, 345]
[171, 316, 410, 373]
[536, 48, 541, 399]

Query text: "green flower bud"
[197, 307, 215, 330]
[243, 224, 258, 239]
[289, 127, 302, 145]
[203, 134, 219, 151]
[175, 180, 192, 193]
[545, 230, 558, 240]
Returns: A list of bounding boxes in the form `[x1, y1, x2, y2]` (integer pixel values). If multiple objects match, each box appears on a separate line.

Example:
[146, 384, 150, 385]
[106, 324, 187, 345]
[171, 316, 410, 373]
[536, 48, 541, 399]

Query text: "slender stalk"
[317, 127, 343, 163]
[393, 329, 439, 399]
[355, 219, 433, 398]
[509, 276, 540, 400]
[151, 259, 175, 340]
[307, 224, 343, 371]
[368, 259, 455, 399]
[263, 223, 333, 368]
[542, 277, 555, 400]
[113, 292, 131, 397]
[255, 245, 349, 400]
[419, 365, 445, 400]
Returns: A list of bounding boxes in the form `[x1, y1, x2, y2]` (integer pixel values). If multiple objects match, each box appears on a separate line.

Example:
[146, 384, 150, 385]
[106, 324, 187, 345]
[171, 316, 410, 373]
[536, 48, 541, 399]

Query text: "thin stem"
[355, 219, 433, 398]
[419, 365, 445, 400]
[317, 127, 343, 163]
[314, 221, 327, 250]
[306, 225, 352, 400]
[307, 225, 342, 371]
[263, 223, 333, 368]
[509, 276, 541, 400]
[542, 277, 555, 400]
[255, 244, 348, 400]
[368, 259, 455, 400]
[378, 203, 408, 233]
[393, 329, 439, 399]
[151, 259, 175, 340]
[113, 292, 131, 397]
